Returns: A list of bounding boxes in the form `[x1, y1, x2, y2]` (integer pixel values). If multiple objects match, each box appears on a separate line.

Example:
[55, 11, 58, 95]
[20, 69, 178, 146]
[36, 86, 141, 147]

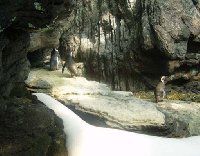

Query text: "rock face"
[0, 0, 73, 155]
[0, 95, 67, 156]
[0, 0, 74, 97]
[58, 0, 200, 91]
[139, 0, 200, 58]
[26, 68, 200, 137]
[0, 0, 199, 95]
[0, 0, 74, 31]
[0, 28, 30, 97]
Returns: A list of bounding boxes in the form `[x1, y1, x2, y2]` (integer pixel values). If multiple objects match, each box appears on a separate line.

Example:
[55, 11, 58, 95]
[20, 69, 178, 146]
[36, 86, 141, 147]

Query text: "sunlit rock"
[26, 68, 200, 136]
[34, 93, 200, 156]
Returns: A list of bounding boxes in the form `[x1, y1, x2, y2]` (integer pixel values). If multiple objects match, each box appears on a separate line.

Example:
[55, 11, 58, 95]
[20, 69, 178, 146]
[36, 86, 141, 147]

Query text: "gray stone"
[26, 68, 200, 137]
[0, 96, 67, 156]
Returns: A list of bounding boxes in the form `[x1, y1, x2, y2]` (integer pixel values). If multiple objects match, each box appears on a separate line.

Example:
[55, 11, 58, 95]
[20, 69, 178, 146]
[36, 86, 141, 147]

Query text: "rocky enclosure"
[0, 0, 199, 96]
[26, 68, 200, 137]
[0, 0, 200, 155]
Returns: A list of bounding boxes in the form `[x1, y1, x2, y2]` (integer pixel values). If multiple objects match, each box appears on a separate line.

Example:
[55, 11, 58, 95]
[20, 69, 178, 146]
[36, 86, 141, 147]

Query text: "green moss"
[17, 135, 51, 156]
[167, 90, 200, 102]
[34, 26, 54, 33]
[132, 91, 154, 99]
[133, 90, 200, 103]
[34, 2, 45, 11]
[47, 136, 67, 156]
[15, 97, 32, 105]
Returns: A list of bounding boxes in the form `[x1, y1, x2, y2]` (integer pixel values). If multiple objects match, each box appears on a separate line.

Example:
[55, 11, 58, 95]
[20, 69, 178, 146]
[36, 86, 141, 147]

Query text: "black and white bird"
[50, 48, 59, 71]
[154, 76, 167, 103]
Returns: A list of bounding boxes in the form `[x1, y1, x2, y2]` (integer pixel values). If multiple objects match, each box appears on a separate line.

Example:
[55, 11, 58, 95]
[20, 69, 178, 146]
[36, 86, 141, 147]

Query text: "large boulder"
[0, 28, 30, 97]
[0, 95, 67, 156]
[26, 68, 200, 137]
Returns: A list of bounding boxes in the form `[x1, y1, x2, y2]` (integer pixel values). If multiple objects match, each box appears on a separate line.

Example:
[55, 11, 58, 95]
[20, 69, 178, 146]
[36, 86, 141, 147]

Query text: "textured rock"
[0, 95, 67, 156]
[0, 0, 74, 97]
[26, 68, 200, 137]
[26, 68, 166, 134]
[57, 0, 200, 91]
[0, 28, 30, 97]
[0, 0, 74, 31]
[0, 3, 200, 155]
[60, 94, 165, 131]
[157, 100, 200, 137]
[1, 0, 199, 95]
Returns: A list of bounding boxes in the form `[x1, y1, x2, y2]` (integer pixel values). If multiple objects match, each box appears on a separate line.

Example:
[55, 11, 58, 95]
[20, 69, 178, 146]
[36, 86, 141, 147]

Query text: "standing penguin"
[62, 51, 78, 77]
[154, 76, 167, 103]
[50, 48, 59, 71]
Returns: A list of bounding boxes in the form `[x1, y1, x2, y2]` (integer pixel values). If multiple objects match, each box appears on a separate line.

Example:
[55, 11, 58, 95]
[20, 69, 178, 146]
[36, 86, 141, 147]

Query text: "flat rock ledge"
[26, 68, 200, 137]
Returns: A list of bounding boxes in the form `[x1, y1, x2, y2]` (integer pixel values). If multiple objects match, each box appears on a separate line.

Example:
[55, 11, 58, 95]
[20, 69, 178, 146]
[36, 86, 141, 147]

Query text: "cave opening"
[187, 34, 200, 54]
[169, 78, 190, 86]
[27, 48, 52, 68]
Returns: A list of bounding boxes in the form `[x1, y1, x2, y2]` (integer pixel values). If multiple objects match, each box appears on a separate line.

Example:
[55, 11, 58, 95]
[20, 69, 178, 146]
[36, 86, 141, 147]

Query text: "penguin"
[50, 48, 59, 71]
[62, 51, 78, 77]
[154, 76, 167, 103]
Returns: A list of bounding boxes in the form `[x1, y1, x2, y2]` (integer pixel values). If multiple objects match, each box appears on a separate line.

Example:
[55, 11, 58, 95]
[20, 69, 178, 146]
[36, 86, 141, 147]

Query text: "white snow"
[33, 93, 200, 156]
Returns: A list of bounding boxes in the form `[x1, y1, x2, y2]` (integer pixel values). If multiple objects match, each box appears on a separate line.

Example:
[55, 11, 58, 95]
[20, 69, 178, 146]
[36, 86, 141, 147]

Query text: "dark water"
[66, 105, 169, 136]
[67, 105, 109, 128]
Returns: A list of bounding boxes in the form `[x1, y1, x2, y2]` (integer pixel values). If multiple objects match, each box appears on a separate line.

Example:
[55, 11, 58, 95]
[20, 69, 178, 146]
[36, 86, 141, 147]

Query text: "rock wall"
[1, 0, 199, 94]
[59, 0, 200, 91]
[0, 0, 73, 155]
[25, 68, 200, 137]
[0, 28, 30, 97]
[0, 0, 74, 96]
[0, 95, 67, 156]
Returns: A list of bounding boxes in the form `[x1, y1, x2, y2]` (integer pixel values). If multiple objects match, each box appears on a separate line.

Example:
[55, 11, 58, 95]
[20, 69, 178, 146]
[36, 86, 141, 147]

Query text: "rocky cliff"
[0, 0, 75, 96]
[0, 0, 200, 95]
[0, 0, 73, 155]
[56, 0, 200, 91]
